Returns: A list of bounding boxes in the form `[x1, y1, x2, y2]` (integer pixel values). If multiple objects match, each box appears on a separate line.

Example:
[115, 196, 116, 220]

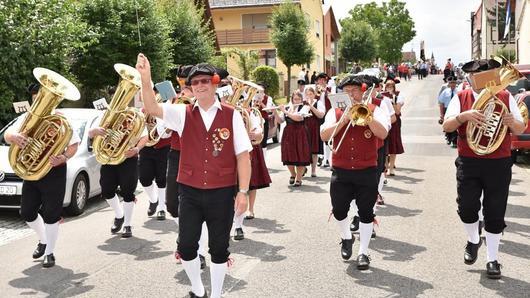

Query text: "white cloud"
[327, 0, 482, 65]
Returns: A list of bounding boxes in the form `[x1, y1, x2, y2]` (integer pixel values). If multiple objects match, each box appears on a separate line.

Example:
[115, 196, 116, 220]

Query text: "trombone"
[328, 85, 376, 153]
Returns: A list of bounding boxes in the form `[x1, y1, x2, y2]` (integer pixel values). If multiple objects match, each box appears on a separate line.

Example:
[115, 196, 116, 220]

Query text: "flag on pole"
[503, 0, 511, 39]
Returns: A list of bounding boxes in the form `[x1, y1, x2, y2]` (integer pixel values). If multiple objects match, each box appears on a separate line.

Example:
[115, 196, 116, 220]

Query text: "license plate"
[0, 185, 17, 195]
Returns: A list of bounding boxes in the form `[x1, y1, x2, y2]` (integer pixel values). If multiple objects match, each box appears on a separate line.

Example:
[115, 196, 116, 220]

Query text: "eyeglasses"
[190, 78, 212, 86]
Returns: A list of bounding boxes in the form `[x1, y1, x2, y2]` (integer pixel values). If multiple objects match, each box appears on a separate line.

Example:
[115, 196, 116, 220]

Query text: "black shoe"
[357, 254, 370, 270]
[122, 226, 132, 238]
[317, 157, 323, 166]
[111, 217, 124, 234]
[42, 254, 55, 268]
[147, 201, 158, 216]
[323, 161, 330, 168]
[486, 261, 502, 279]
[340, 238, 354, 260]
[156, 210, 166, 220]
[32, 242, 46, 259]
[234, 228, 244, 240]
[350, 216, 360, 232]
[464, 239, 482, 265]
[199, 254, 206, 270]
[478, 220, 484, 237]
[189, 290, 207, 298]
[371, 230, 377, 238]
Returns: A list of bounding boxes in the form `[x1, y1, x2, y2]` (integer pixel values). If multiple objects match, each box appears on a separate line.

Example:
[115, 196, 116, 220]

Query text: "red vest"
[177, 104, 237, 189]
[170, 131, 181, 151]
[457, 89, 512, 159]
[332, 107, 379, 170]
[260, 95, 270, 118]
[155, 136, 171, 149]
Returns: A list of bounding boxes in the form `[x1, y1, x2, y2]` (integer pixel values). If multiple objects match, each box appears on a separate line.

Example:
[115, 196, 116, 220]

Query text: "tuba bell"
[9, 68, 80, 181]
[466, 57, 524, 155]
[92, 64, 145, 165]
[518, 100, 529, 127]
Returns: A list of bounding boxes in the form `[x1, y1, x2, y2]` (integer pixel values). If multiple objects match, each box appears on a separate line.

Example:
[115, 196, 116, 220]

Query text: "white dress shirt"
[444, 90, 523, 122]
[162, 99, 253, 155]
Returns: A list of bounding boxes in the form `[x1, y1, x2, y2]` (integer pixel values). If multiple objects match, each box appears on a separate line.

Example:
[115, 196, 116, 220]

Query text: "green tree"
[270, 1, 314, 96]
[338, 20, 376, 64]
[251, 66, 280, 98]
[158, 0, 216, 79]
[223, 48, 259, 80]
[0, 0, 90, 126]
[347, 0, 415, 63]
[73, 0, 173, 102]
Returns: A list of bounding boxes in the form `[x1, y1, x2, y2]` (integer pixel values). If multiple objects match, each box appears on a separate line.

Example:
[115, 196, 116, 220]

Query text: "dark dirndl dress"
[281, 114, 311, 166]
[250, 144, 271, 190]
[305, 103, 323, 155]
[388, 114, 404, 154]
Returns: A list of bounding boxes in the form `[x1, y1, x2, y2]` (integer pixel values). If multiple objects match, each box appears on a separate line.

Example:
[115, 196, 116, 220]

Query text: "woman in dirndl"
[383, 79, 404, 175]
[303, 87, 326, 177]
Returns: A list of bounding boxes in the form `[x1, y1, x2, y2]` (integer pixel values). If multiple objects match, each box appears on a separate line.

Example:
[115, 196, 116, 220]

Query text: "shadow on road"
[97, 235, 172, 261]
[505, 203, 530, 219]
[388, 174, 424, 185]
[381, 185, 413, 195]
[231, 238, 287, 263]
[174, 269, 248, 297]
[376, 204, 422, 218]
[346, 265, 433, 297]
[370, 236, 427, 262]
[504, 220, 530, 239]
[244, 218, 291, 234]
[286, 184, 327, 194]
[508, 190, 527, 197]
[9, 264, 94, 297]
[392, 167, 425, 175]
[142, 218, 177, 235]
[468, 269, 530, 297]
[499, 239, 530, 260]
[267, 167, 284, 174]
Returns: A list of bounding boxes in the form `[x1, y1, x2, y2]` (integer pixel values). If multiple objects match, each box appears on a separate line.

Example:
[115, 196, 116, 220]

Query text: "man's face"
[190, 74, 215, 99]
[449, 82, 457, 90]
[342, 85, 362, 101]
[317, 78, 326, 86]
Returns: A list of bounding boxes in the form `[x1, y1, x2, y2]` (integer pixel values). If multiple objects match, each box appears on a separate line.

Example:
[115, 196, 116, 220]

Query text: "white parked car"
[0, 108, 103, 215]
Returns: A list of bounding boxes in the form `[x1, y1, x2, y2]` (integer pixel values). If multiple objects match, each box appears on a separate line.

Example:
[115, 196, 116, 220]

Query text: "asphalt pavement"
[0, 74, 529, 297]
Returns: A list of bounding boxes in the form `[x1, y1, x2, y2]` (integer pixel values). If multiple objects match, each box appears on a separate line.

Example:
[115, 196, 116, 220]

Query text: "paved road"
[0, 74, 529, 297]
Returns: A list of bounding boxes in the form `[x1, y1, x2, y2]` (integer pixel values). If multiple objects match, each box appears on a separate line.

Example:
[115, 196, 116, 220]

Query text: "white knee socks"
[156, 187, 166, 212]
[262, 147, 267, 159]
[485, 231, 501, 262]
[378, 173, 385, 193]
[323, 144, 330, 164]
[26, 214, 47, 245]
[198, 222, 208, 256]
[359, 222, 373, 255]
[106, 195, 124, 219]
[182, 256, 205, 297]
[44, 222, 59, 255]
[464, 221, 480, 244]
[210, 262, 228, 298]
[234, 213, 245, 229]
[143, 184, 157, 204]
[123, 201, 135, 227]
[337, 218, 352, 240]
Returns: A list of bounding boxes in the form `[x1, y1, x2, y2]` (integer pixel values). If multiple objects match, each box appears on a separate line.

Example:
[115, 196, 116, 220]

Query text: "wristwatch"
[238, 189, 249, 195]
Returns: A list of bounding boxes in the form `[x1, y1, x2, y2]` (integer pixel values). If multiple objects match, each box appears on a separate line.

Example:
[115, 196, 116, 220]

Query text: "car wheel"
[272, 127, 280, 143]
[65, 173, 88, 216]
[511, 150, 518, 164]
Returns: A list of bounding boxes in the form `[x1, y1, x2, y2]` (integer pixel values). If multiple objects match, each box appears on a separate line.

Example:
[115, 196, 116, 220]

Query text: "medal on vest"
[219, 128, 230, 140]
[212, 128, 229, 157]
[364, 129, 373, 139]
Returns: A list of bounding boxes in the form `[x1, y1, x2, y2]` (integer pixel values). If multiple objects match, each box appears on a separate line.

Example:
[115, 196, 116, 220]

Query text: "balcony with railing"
[216, 28, 271, 45]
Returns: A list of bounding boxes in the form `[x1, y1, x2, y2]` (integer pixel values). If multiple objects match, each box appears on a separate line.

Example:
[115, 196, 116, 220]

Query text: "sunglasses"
[190, 78, 212, 86]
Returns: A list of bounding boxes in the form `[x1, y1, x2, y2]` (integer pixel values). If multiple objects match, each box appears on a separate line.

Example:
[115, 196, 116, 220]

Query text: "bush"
[251, 66, 280, 98]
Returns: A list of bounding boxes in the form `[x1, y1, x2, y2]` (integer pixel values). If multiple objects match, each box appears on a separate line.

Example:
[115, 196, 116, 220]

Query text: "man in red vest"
[321, 75, 389, 271]
[443, 59, 525, 279]
[137, 54, 252, 298]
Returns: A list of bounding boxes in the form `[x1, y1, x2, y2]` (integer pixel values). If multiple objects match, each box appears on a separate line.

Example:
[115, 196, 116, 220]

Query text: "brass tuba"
[466, 58, 524, 155]
[92, 64, 145, 164]
[226, 77, 264, 145]
[518, 100, 529, 127]
[9, 68, 80, 181]
[146, 94, 194, 147]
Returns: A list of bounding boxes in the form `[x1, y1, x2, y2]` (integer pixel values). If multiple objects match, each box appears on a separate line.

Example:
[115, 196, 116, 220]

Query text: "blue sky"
[326, 0, 482, 65]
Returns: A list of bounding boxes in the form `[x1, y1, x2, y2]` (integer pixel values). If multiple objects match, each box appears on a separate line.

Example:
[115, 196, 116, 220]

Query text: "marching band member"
[139, 88, 171, 220]
[234, 107, 271, 240]
[137, 55, 252, 298]
[383, 78, 405, 175]
[254, 82, 275, 158]
[88, 94, 149, 238]
[279, 91, 311, 187]
[315, 72, 332, 168]
[321, 75, 389, 270]
[5, 85, 80, 268]
[304, 87, 326, 177]
[442, 59, 525, 279]
[438, 76, 459, 148]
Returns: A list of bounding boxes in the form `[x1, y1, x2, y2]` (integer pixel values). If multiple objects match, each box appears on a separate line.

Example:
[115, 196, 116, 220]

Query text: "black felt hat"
[315, 72, 329, 80]
[187, 63, 218, 84]
[461, 59, 501, 73]
[27, 83, 40, 94]
[338, 75, 363, 89]
[177, 65, 194, 79]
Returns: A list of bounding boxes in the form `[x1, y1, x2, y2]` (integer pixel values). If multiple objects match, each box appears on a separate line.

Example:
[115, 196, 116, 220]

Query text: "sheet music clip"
[328, 93, 352, 110]
[12, 101, 30, 114]
[216, 85, 233, 99]
[93, 98, 109, 111]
